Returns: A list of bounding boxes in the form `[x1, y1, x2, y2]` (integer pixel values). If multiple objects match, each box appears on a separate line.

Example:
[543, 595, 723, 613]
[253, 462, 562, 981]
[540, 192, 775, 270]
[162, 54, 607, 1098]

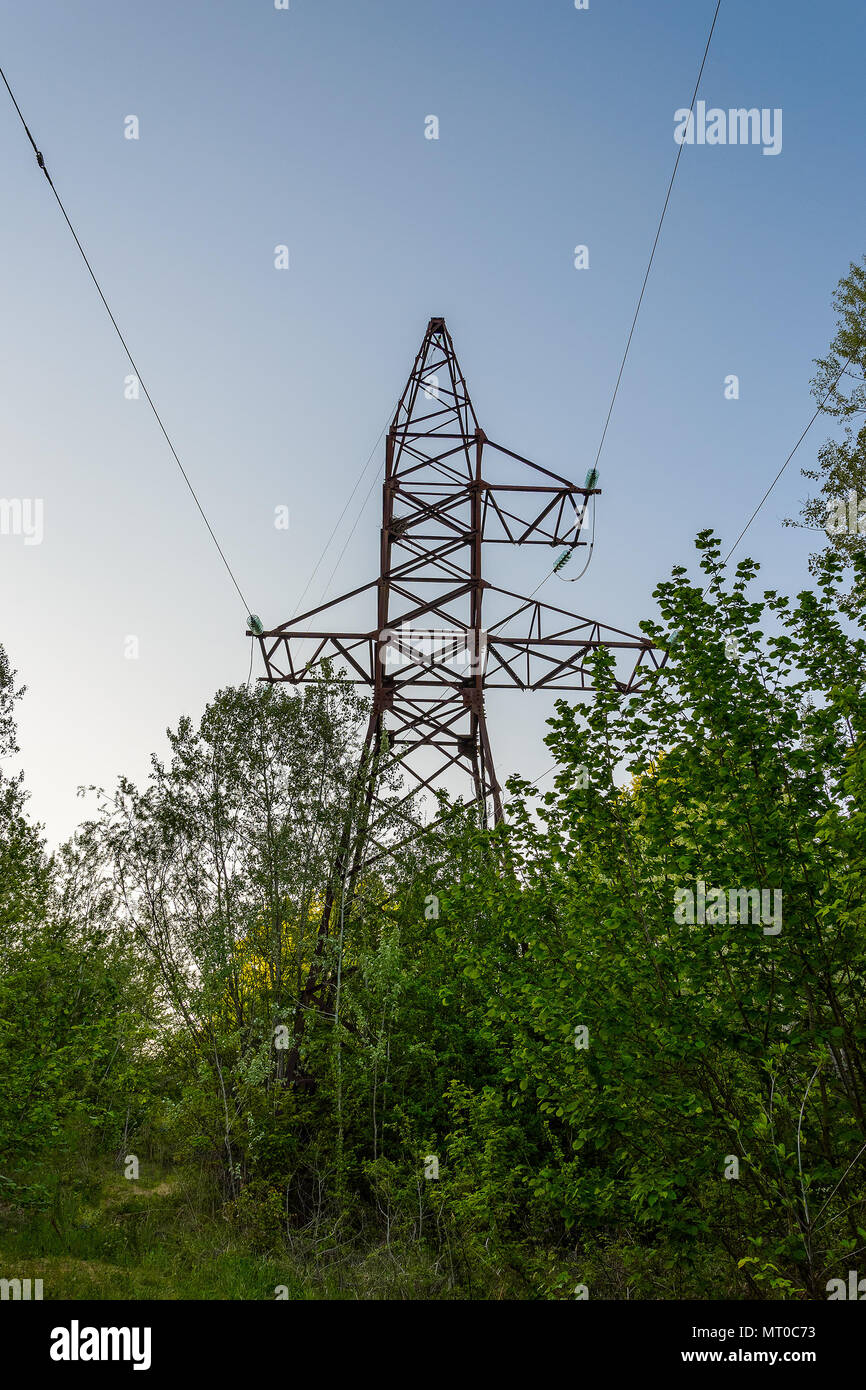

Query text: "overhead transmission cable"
[647, 352, 855, 664]
[0, 61, 255, 621]
[0, 57, 408, 639]
[306, 464, 386, 631]
[718, 355, 853, 570]
[291, 413, 393, 623]
[534, 0, 723, 599]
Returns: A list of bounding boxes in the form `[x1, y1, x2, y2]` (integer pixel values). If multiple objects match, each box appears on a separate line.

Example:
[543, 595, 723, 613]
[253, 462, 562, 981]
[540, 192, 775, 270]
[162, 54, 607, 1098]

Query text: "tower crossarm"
[255, 316, 663, 831]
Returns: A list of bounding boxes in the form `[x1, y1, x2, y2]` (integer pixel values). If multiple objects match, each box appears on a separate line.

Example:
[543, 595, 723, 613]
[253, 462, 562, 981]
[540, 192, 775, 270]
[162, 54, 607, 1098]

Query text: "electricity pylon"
[253, 316, 660, 854]
[251, 318, 663, 1070]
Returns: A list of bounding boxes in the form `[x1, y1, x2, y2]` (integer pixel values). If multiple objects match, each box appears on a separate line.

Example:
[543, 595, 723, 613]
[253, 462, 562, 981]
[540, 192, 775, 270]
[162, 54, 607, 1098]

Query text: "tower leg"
[282, 710, 381, 1083]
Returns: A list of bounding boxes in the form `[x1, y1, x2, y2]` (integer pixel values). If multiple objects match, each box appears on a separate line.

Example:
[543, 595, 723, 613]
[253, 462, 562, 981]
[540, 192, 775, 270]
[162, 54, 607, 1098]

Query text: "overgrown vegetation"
[3, 533, 866, 1300]
[4, 268, 866, 1301]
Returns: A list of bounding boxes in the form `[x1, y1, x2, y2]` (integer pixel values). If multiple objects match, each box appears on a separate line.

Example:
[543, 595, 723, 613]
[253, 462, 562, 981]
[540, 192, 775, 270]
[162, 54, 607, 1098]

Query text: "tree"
[433, 536, 866, 1297]
[0, 645, 49, 943]
[80, 674, 409, 1193]
[787, 257, 866, 604]
[0, 644, 146, 1190]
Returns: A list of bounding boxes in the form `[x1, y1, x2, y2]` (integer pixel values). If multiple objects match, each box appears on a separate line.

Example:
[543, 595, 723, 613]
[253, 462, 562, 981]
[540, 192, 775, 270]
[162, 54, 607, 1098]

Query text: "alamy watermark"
[0, 1277, 43, 1300]
[827, 1270, 866, 1299]
[379, 625, 487, 675]
[674, 880, 782, 935]
[49, 1322, 151, 1370]
[0, 498, 43, 545]
[825, 490, 866, 538]
[674, 103, 782, 157]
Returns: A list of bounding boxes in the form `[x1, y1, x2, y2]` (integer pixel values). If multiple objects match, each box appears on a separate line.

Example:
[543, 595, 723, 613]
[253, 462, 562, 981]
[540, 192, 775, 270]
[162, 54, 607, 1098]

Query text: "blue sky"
[1, 0, 864, 843]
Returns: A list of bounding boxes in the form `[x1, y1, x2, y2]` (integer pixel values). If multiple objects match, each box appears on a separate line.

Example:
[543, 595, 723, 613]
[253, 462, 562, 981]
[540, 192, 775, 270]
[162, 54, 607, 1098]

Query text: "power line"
[591, 0, 722, 479]
[645, 356, 857, 683]
[291, 414, 392, 622]
[0, 61, 254, 619]
[720, 356, 852, 567]
[307, 463, 383, 626]
[531, 0, 723, 599]
[528, 491, 597, 599]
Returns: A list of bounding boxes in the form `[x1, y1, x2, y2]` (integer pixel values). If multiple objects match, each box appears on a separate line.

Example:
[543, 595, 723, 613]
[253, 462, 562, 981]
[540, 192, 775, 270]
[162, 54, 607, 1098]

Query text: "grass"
[3, 1152, 737, 1300]
[0, 1156, 519, 1299]
[0, 1163, 315, 1300]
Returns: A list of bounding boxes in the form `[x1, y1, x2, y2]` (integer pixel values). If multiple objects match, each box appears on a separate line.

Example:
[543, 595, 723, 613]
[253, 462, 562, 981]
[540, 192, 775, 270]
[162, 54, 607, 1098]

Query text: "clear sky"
[1, 0, 864, 845]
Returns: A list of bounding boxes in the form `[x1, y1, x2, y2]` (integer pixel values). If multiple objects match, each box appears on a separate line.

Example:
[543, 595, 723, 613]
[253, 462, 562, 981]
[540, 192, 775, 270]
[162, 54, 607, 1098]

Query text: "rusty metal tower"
[253, 317, 660, 851]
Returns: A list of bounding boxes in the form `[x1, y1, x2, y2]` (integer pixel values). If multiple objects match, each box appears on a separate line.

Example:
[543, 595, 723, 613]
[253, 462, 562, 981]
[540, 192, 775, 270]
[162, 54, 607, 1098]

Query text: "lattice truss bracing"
[253, 318, 662, 835]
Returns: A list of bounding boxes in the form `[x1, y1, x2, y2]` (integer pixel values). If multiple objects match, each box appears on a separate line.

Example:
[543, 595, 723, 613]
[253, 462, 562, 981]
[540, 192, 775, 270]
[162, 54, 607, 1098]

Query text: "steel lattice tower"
[253, 317, 661, 853]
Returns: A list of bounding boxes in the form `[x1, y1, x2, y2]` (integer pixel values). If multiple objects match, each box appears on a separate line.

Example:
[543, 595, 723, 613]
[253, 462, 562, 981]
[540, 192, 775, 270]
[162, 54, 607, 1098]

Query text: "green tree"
[0, 645, 148, 1197]
[433, 536, 866, 1298]
[0, 646, 49, 942]
[81, 675, 409, 1196]
[787, 257, 866, 605]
